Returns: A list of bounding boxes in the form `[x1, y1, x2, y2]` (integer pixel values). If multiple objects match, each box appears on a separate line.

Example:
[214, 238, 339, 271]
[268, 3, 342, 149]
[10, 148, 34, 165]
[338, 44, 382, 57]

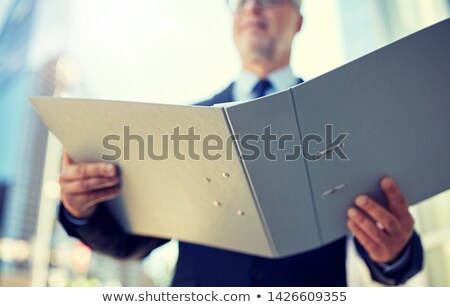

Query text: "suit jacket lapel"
[195, 77, 304, 107]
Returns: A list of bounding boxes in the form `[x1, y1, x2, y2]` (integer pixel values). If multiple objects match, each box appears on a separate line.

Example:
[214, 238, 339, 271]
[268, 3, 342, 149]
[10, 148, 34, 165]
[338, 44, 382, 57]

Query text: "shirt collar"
[233, 66, 298, 101]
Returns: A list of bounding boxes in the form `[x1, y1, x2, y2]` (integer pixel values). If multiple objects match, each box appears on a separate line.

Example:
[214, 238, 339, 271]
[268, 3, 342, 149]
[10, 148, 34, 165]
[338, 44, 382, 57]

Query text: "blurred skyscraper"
[0, 0, 39, 286]
[0, 0, 156, 286]
[0, 0, 37, 239]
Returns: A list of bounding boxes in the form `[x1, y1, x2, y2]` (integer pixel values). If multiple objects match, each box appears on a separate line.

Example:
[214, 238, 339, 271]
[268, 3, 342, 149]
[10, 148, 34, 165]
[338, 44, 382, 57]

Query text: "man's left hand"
[347, 177, 415, 263]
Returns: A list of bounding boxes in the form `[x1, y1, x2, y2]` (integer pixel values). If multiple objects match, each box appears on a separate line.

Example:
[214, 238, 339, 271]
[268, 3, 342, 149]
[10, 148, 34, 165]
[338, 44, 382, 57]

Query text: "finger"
[84, 186, 121, 208]
[380, 177, 414, 227]
[354, 195, 401, 236]
[61, 162, 117, 181]
[61, 176, 120, 194]
[61, 151, 74, 170]
[347, 207, 390, 246]
[63, 151, 74, 165]
[347, 220, 383, 260]
[68, 186, 121, 209]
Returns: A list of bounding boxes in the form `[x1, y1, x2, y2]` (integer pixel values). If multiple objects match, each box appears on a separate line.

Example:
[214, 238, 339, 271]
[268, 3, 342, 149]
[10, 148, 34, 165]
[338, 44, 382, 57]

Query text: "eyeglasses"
[227, 0, 295, 14]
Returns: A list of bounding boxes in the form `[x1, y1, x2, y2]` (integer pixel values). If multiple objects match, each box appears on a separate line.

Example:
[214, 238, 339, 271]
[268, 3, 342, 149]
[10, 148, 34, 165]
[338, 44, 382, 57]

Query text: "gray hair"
[290, 0, 302, 11]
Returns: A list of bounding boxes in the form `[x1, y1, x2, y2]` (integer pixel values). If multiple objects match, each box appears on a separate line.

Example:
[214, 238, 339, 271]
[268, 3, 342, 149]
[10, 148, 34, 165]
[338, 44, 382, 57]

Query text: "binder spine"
[288, 88, 324, 245]
[221, 107, 278, 257]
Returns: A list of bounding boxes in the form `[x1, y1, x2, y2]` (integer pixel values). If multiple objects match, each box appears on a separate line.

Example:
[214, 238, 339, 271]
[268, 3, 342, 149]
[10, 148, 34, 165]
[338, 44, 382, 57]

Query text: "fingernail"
[106, 164, 116, 176]
[355, 195, 367, 207]
[382, 177, 394, 189]
[348, 208, 357, 218]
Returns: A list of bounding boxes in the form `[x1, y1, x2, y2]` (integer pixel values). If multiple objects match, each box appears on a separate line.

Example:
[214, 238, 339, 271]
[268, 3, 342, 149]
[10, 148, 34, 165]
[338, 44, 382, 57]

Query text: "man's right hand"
[59, 151, 121, 219]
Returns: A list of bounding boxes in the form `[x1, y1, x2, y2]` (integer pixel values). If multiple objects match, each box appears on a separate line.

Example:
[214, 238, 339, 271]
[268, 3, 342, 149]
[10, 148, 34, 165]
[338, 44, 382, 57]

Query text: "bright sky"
[28, 0, 346, 104]
[3, 0, 448, 105]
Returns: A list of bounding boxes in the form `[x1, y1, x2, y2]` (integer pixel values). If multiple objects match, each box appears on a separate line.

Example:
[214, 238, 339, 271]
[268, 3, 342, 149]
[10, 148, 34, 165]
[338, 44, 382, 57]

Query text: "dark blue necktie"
[252, 79, 273, 98]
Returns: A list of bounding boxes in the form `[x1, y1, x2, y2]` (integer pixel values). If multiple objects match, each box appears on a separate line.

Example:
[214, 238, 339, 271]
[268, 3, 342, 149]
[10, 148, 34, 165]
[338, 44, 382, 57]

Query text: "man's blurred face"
[233, 0, 302, 62]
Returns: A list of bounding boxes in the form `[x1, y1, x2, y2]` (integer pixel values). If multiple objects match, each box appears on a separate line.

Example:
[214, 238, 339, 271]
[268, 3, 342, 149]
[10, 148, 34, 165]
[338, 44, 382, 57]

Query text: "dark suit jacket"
[59, 81, 423, 286]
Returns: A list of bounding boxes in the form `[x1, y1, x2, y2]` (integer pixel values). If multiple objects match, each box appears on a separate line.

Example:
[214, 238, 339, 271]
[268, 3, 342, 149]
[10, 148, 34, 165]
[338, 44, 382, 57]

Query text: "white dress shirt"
[232, 66, 299, 101]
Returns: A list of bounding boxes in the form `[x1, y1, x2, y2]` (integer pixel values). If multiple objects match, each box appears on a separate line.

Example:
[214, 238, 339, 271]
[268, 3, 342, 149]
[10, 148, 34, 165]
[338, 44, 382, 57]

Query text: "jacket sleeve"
[58, 202, 169, 260]
[355, 230, 424, 285]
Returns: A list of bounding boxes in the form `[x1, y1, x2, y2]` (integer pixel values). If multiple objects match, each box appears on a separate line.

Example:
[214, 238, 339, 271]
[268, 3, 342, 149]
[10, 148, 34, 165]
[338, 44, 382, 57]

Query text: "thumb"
[61, 151, 74, 168]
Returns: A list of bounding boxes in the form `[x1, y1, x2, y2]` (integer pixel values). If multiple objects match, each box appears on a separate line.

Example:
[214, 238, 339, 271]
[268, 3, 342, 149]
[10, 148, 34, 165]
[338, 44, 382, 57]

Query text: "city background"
[0, 0, 449, 287]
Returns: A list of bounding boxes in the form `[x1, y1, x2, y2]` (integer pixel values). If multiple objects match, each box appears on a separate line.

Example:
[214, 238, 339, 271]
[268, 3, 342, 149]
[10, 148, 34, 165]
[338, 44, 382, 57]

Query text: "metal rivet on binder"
[321, 182, 348, 199]
[222, 173, 230, 178]
[313, 143, 345, 161]
[213, 201, 222, 207]
[237, 210, 245, 216]
[203, 177, 211, 183]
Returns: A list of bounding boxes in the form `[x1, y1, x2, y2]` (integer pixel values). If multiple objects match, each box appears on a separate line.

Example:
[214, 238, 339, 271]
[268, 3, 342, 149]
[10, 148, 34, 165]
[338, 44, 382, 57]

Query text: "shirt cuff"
[62, 206, 90, 226]
[375, 243, 412, 274]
